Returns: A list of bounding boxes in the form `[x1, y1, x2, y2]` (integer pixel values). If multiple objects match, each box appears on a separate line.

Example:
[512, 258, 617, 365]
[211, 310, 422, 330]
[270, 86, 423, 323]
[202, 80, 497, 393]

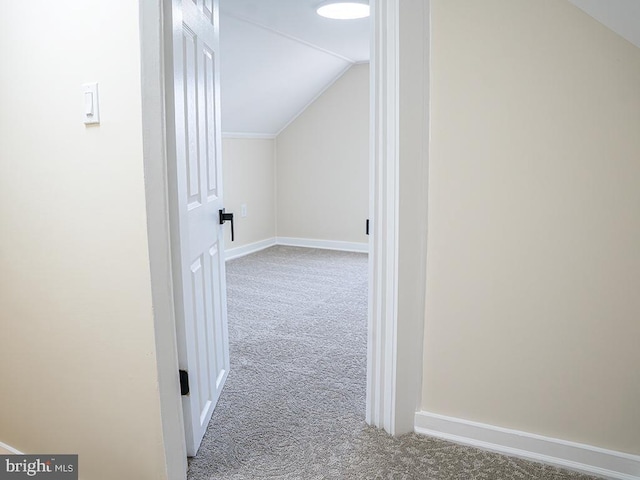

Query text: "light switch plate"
[82, 82, 100, 125]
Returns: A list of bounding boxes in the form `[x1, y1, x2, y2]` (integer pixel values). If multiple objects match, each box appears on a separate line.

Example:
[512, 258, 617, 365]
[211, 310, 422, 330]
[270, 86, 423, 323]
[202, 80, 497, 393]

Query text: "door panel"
[182, 26, 201, 209]
[169, 0, 229, 457]
[202, 48, 218, 198]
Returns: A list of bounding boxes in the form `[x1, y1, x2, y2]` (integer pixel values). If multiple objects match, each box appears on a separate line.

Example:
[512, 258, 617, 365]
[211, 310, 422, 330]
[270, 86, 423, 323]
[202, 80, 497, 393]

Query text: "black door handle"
[219, 208, 234, 241]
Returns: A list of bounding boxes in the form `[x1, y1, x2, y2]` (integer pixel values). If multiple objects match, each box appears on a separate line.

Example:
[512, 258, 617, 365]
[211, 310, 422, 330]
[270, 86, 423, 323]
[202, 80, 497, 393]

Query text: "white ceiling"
[220, 0, 370, 136]
[219, 1, 640, 136]
[569, 0, 640, 49]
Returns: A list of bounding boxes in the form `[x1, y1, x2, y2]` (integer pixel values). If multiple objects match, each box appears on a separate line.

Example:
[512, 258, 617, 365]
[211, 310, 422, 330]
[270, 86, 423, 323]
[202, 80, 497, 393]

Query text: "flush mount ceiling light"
[316, 2, 370, 20]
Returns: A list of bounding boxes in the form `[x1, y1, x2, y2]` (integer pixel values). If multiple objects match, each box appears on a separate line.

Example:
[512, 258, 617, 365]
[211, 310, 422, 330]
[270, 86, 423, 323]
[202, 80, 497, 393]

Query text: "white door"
[167, 0, 230, 457]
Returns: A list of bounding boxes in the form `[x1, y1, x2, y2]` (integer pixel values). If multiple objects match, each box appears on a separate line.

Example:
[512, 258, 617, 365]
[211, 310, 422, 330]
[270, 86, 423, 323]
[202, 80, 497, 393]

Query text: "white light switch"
[82, 82, 100, 125]
[84, 92, 94, 116]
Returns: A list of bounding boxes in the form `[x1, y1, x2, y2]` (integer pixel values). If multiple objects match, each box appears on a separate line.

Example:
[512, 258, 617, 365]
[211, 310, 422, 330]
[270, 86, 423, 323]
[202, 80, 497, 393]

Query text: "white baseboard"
[224, 238, 276, 261]
[225, 236, 369, 261]
[0, 441, 23, 454]
[276, 237, 368, 253]
[414, 411, 640, 480]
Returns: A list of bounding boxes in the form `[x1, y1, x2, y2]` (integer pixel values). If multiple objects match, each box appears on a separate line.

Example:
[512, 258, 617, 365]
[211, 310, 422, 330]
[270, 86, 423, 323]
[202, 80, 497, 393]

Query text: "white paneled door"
[168, 0, 230, 456]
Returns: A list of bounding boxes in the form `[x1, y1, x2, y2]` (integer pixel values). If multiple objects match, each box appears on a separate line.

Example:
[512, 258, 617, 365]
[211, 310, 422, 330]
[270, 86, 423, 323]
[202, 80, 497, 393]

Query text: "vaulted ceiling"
[219, 0, 640, 137]
[569, 0, 640, 49]
[219, 0, 370, 136]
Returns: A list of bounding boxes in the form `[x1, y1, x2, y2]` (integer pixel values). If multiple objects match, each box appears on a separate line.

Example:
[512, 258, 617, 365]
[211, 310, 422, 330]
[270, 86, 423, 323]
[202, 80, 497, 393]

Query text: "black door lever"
[219, 208, 234, 241]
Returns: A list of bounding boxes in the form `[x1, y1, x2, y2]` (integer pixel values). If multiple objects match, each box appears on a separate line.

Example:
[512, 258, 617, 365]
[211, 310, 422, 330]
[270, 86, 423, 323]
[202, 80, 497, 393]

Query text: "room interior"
[0, 1, 638, 479]
[218, 0, 370, 257]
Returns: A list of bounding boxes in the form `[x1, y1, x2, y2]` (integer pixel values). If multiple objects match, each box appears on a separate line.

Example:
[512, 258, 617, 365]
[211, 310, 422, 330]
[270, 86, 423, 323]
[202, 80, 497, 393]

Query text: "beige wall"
[423, 0, 640, 455]
[222, 138, 276, 248]
[276, 64, 369, 244]
[0, 2, 168, 478]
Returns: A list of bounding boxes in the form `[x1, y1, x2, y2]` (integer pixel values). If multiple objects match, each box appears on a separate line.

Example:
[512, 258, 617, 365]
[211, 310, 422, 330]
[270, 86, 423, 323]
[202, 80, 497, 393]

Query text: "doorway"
[190, 4, 371, 469]
[139, 0, 430, 478]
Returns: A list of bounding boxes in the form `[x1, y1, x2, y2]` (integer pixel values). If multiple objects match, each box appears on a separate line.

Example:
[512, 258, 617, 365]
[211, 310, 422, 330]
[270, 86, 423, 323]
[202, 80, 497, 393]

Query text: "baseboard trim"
[414, 411, 640, 480]
[225, 237, 369, 261]
[276, 237, 368, 253]
[0, 441, 23, 455]
[225, 238, 276, 261]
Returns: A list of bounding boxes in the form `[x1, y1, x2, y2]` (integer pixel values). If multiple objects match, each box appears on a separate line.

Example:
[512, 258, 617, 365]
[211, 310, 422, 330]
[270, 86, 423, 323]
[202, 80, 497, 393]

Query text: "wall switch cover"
[82, 82, 100, 125]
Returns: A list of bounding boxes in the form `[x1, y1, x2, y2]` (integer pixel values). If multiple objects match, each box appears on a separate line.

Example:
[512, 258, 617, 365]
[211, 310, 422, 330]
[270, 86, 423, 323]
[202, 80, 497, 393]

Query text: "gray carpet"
[187, 246, 598, 480]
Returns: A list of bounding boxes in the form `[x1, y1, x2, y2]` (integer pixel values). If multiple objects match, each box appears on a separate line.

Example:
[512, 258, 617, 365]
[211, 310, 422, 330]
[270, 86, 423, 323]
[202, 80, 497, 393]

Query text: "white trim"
[366, 0, 401, 434]
[387, 0, 431, 435]
[225, 237, 276, 261]
[139, 0, 188, 478]
[276, 237, 368, 253]
[275, 63, 354, 136]
[222, 132, 276, 139]
[0, 442, 23, 455]
[366, 0, 431, 438]
[414, 411, 640, 480]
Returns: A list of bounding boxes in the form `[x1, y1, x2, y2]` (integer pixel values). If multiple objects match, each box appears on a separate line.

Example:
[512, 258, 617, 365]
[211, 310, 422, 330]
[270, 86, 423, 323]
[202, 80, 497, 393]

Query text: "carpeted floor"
[187, 246, 598, 480]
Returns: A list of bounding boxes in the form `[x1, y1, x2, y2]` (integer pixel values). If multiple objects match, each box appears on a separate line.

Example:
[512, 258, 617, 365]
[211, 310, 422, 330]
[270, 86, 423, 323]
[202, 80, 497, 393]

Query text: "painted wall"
[423, 0, 640, 455]
[222, 138, 276, 248]
[276, 64, 369, 245]
[0, 2, 169, 478]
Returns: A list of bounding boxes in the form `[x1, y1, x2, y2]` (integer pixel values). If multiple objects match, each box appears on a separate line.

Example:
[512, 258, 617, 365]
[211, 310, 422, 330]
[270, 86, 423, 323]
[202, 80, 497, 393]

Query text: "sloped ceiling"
[569, 0, 640, 48]
[220, 0, 370, 136]
[219, 1, 640, 137]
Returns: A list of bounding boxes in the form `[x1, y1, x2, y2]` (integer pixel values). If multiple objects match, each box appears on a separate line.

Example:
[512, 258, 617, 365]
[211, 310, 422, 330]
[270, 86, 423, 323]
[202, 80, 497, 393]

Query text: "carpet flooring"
[187, 246, 599, 480]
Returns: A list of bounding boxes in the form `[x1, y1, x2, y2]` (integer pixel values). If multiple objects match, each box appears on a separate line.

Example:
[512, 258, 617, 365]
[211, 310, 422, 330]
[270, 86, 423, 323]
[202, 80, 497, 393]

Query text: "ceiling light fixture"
[316, 2, 370, 20]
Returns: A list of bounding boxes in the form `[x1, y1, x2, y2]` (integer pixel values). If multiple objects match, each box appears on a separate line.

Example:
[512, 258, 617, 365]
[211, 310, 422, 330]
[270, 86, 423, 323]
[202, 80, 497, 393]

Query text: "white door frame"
[367, 0, 431, 436]
[139, 0, 189, 477]
[139, 0, 430, 477]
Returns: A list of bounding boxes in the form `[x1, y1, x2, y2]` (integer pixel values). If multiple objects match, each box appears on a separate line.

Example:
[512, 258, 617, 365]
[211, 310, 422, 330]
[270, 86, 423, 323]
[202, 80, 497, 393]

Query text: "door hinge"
[179, 370, 190, 396]
[366, 219, 370, 236]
